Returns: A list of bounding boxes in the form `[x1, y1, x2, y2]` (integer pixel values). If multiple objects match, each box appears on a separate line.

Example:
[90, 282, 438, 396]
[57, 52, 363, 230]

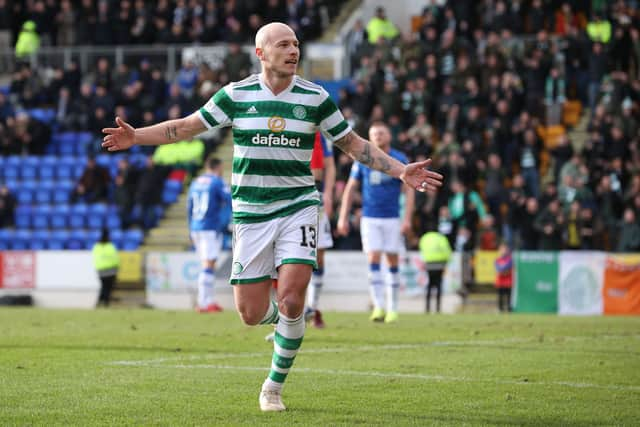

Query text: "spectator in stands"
[366, 6, 398, 45]
[114, 158, 138, 228]
[534, 198, 564, 250]
[56, 0, 76, 46]
[14, 20, 39, 60]
[0, 92, 14, 122]
[11, 112, 49, 155]
[596, 174, 625, 250]
[587, 13, 611, 44]
[176, 59, 199, 99]
[544, 67, 566, 125]
[617, 208, 640, 252]
[71, 156, 112, 203]
[92, 229, 120, 308]
[520, 197, 540, 250]
[132, 158, 167, 230]
[223, 42, 253, 82]
[0, 184, 16, 228]
[482, 153, 507, 227]
[299, 0, 323, 41]
[588, 42, 608, 110]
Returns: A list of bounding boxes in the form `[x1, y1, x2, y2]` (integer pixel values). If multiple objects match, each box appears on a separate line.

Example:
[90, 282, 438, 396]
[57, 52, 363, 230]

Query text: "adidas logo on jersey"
[252, 133, 301, 148]
[246, 105, 258, 114]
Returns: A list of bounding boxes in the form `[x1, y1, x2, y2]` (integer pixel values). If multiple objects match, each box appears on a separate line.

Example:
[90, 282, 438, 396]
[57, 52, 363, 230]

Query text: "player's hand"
[102, 117, 136, 151]
[401, 219, 411, 235]
[323, 191, 333, 217]
[400, 158, 443, 193]
[337, 216, 349, 236]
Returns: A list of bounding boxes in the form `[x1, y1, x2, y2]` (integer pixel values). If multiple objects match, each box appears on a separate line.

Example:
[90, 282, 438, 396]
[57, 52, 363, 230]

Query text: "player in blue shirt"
[337, 121, 415, 323]
[187, 156, 232, 313]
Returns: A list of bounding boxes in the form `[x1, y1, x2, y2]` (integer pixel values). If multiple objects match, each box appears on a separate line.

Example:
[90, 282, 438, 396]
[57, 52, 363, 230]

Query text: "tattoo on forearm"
[335, 131, 392, 173]
[377, 155, 392, 172]
[165, 126, 177, 141]
[334, 132, 353, 151]
[357, 143, 373, 166]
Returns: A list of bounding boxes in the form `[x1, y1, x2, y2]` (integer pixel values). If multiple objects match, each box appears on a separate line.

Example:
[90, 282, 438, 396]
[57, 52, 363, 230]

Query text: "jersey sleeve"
[198, 84, 234, 130]
[320, 132, 333, 157]
[316, 88, 352, 143]
[349, 162, 362, 181]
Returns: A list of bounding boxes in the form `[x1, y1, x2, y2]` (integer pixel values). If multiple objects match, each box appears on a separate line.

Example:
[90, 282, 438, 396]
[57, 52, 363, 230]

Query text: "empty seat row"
[5, 181, 75, 204]
[14, 203, 121, 230]
[0, 154, 150, 181]
[0, 228, 144, 251]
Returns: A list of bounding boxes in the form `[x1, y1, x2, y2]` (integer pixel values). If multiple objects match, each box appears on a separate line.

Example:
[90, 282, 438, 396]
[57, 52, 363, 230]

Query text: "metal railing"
[1, 42, 348, 81]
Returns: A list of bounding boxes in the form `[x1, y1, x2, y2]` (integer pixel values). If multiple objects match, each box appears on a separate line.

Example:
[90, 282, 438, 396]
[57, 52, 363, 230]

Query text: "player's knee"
[278, 294, 305, 318]
[237, 307, 262, 326]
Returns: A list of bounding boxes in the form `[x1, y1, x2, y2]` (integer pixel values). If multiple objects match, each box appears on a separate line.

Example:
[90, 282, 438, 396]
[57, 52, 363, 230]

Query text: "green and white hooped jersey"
[198, 73, 351, 224]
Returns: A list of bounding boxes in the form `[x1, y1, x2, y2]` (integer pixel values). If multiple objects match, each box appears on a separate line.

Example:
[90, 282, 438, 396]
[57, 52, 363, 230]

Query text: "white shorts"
[191, 230, 223, 261]
[318, 208, 333, 250]
[230, 205, 319, 285]
[360, 216, 404, 254]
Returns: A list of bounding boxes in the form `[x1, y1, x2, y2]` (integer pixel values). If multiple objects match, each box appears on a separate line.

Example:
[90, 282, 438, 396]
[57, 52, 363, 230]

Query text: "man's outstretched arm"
[102, 113, 207, 151]
[333, 130, 443, 193]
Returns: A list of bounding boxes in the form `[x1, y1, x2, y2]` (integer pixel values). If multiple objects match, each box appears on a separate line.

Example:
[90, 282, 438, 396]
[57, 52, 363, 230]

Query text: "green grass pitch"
[1, 308, 639, 426]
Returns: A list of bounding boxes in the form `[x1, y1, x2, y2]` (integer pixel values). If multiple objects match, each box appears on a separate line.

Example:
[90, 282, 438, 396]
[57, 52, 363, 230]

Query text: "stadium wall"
[2, 250, 639, 315]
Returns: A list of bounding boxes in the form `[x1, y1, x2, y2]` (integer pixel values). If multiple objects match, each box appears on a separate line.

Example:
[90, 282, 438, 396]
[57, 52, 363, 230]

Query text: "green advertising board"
[513, 251, 559, 313]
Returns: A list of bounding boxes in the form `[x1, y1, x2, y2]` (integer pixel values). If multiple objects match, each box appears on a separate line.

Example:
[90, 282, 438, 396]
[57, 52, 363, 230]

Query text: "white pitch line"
[138, 364, 640, 392]
[109, 334, 640, 367]
[109, 338, 532, 366]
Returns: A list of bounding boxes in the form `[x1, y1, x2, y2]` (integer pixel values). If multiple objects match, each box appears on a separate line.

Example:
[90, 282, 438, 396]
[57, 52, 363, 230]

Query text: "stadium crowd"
[1, 0, 640, 254]
[334, 0, 640, 253]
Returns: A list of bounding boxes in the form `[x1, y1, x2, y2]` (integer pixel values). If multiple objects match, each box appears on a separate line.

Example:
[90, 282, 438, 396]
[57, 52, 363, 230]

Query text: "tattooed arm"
[102, 112, 207, 152]
[333, 131, 404, 178]
[333, 130, 444, 193]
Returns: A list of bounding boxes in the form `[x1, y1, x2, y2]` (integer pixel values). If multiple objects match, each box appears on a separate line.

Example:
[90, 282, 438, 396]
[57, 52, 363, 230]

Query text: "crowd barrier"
[2, 250, 638, 315]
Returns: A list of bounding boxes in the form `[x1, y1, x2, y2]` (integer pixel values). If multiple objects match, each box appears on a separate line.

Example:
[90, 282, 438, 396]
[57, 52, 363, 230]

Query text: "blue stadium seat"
[57, 132, 78, 155]
[87, 203, 108, 229]
[73, 157, 88, 179]
[39, 156, 58, 181]
[30, 230, 51, 250]
[68, 203, 88, 229]
[15, 187, 34, 204]
[123, 229, 144, 249]
[67, 230, 88, 250]
[86, 229, 101, 247]
[2, 162, 19, 180]
[50, 204, 70, 229]
[52, 187, 71, 204]
[32, 205, 53, 229]
[34, 184, 53, 204]
[20, 156, 39, 180]
[105, 215, 121, 230]
[28, 108, 56, 125]
[0, 229, 11, 250]
[56, 156, 76, 180]
[14, 205, 32, 229]
[110, 229, 124, 249]
[76, 132, 94, 155]
[10, 229, 32, 250]
[49, 230, 70, 250]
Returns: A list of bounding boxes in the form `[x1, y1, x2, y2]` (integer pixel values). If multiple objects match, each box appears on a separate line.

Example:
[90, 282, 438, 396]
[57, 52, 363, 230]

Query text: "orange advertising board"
[603, 256, 640, 315]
